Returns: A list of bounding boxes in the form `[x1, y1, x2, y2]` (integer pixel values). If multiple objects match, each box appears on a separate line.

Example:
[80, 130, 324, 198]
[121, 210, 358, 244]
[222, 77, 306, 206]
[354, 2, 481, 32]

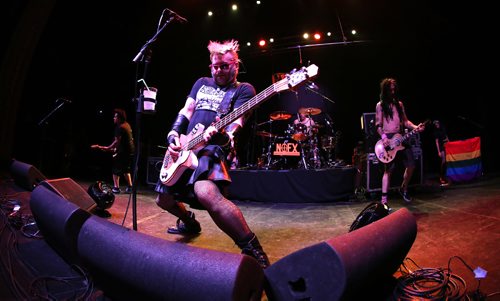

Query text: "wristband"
[167, 134, 177, 146]
[171, 114, 189, 135]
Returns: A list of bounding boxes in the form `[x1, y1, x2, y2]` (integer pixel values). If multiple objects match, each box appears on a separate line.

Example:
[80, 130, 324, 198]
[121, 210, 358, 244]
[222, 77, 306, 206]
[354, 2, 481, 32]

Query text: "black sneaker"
[125, 186, 133, 194]
[167, 211, 201, 235]
[380, 200, 392, 212]
[111, 187, 121, 194]
[399, 188, 411, 203]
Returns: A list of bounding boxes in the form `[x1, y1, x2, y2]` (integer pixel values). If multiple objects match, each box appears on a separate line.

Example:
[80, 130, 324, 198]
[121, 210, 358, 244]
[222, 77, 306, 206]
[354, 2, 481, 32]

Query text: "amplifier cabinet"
[147, 157, 163, 185]
[363, 147, 423, 193]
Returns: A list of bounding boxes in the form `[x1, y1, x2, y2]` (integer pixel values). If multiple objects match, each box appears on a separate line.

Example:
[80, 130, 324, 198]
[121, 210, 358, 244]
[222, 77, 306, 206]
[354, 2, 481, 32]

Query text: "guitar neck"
[183, 64, 319, 152]
[400, 120, 429, 143]
[215, 84, 279, 130]
[185, 84, 281, 150]
[402, 129, 418, 143]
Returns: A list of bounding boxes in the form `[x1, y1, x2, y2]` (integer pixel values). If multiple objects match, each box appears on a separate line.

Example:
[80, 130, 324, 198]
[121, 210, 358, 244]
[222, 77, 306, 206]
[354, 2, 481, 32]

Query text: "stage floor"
[1, 171, 500, 300]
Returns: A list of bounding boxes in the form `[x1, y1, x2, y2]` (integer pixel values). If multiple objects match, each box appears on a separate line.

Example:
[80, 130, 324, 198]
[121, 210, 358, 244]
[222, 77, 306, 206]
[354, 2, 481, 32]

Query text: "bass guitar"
[159, 64, 319, 186]
[374, 120, 429, 163]
[91, 144, 117, 158]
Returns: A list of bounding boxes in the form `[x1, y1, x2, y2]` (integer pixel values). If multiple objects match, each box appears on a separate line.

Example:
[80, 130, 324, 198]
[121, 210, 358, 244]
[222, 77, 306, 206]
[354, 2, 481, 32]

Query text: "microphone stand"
[129, 13, 177, 231]
[37, 98, 70, 172]
[38, 98, 69, 126]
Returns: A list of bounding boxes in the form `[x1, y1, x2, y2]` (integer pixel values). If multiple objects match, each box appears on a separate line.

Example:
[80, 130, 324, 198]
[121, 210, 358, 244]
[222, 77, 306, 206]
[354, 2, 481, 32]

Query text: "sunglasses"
[209, 62, 235, 71]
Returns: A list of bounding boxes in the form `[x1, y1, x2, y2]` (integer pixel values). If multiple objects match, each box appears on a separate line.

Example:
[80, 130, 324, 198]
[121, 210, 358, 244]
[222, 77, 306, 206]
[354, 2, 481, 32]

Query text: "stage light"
[258, 39, 266, 47]
[232, 4, 238, 11]
[303, 33, 309, 39]
[327, 32, 332, 37]
[207, 11, 213, 17]
[313, 33, 321, 40]
[256, 1, 261, 4]
[246, 42, 251, 46]
[351, 29, 357, 35]
[269, 38, 274, 43]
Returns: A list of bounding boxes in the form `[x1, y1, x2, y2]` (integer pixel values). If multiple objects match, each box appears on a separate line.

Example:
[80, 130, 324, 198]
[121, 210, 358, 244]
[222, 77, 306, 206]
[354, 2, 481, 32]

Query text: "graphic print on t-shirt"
[195, 85, 226, 112]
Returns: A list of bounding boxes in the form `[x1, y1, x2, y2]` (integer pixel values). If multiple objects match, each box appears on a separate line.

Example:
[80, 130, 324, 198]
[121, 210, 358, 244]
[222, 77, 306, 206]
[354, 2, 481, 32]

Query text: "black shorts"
[155, 145, 231, 210]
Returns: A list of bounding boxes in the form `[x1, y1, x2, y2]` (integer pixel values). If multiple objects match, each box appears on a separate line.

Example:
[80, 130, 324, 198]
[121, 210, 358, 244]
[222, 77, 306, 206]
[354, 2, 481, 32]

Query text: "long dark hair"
[114, 108, 127, 123]
[379, 78, 404, 120]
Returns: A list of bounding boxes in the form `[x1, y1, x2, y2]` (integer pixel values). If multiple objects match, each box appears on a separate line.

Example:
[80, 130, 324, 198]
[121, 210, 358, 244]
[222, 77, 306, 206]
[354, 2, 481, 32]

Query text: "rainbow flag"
[445, 137, 482, 182]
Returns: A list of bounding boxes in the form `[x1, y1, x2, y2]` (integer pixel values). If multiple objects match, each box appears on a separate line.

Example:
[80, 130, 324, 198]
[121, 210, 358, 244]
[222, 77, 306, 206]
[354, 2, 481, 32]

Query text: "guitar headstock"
[274, 64, 319, 93]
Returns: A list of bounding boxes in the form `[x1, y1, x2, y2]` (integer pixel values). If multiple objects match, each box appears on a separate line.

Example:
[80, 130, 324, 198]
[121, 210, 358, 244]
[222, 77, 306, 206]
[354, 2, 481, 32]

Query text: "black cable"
[395, 258, 469, 300]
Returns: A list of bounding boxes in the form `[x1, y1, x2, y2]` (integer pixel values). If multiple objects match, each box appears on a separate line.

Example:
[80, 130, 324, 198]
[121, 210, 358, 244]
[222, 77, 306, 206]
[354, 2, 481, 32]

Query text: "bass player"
[375, 78, 425, 207]
[154, 39, 269, 269]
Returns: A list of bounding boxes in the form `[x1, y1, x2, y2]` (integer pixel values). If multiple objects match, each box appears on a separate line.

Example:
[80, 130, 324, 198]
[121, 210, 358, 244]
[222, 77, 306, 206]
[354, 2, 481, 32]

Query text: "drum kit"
[256, 107, 338, 170]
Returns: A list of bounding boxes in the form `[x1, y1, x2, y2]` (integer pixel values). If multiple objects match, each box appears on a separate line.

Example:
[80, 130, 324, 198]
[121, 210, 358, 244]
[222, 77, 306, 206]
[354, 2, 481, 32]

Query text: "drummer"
[293, 111, 316, 135]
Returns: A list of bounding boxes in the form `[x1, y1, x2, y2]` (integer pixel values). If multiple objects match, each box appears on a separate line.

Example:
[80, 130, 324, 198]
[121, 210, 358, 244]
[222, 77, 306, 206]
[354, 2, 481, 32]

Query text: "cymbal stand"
[298, 140, 309, 170]
[264, 120, 274, 169]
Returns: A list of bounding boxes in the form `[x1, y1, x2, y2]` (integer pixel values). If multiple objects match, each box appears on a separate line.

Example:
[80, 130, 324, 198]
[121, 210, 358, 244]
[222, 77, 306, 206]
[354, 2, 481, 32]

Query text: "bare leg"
[402, 166, 415, 191]
[381, 169, 391, 204]
[112, 174, 120, 188]
[382, 170, 391, 195]
[155, 193, 191, 220]
[124, 172, 133, 187]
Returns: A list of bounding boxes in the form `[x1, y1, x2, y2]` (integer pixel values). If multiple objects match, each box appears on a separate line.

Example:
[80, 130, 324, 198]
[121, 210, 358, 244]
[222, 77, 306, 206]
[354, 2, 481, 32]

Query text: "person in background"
[92, 108, 135, 194]
[375, 78, 425, 207]
[433, 120, 449, 186]
[292, 111, 316, 138]
[154, 39, 270, 269]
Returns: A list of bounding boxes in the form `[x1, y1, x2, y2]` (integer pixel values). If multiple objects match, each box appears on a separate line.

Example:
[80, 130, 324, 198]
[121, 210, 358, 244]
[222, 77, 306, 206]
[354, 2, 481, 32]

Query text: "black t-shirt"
[115, 121, 135, 155]
[186, 77, 256, 134]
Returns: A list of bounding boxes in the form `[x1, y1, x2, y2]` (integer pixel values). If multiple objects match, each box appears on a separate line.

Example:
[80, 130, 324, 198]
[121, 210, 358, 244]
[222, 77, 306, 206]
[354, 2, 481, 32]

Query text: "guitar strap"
[217, 82, 240, 118]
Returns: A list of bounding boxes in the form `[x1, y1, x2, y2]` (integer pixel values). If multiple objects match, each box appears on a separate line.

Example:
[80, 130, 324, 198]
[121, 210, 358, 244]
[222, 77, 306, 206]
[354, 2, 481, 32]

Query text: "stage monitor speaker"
[77, 215, 264, 301]
[9, 159, 47, 191]
[40, 178, 97, 211]
[264, 208, 417, 301]
[30, 185, 92, 263]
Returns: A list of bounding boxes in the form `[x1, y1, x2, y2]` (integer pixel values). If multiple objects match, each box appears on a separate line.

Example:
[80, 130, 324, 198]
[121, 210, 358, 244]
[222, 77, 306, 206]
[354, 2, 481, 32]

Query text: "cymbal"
[270, 111, 292, 121]
[256, 131, 276, 138]
[299, 107, 322, 116]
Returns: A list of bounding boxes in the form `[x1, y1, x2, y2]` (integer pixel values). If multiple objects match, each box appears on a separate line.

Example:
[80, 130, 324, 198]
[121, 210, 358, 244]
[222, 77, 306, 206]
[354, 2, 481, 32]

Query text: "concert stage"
[228, 167, 357, 203]
[2, 162, 500, 300]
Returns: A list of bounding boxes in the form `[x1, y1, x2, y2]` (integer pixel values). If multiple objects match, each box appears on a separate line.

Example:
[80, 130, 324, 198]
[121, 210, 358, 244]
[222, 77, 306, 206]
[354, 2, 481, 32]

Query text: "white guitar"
[374, 120, 429, 163]
[159, 64, 319, 186]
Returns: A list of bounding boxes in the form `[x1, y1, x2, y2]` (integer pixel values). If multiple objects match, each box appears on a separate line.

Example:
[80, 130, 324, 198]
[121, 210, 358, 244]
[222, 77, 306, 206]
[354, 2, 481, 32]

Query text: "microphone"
[306, 81, 319, 90]
[166, 8, 188, 23]
[59, 98, 72, 104]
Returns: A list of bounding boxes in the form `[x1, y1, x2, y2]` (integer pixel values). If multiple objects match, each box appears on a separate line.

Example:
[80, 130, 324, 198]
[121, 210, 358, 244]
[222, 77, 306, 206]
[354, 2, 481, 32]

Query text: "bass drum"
[271, 137, 301, 169]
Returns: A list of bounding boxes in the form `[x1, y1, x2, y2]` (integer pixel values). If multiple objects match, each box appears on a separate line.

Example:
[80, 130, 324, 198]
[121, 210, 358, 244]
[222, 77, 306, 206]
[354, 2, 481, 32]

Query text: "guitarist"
[154, 39, 269, 268]
[375, 78, 425, 207]
[91, 108, 135, 194]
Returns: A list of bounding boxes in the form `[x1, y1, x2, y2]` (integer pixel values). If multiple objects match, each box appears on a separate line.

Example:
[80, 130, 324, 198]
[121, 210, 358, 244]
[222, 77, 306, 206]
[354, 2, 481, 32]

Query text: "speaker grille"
[40, 178, 96, 211]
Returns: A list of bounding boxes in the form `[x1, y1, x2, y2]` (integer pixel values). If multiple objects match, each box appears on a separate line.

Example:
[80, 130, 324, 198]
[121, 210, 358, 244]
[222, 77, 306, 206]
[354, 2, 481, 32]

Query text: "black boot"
[237, 233, 270, 269]
[167, 211, 201, 235]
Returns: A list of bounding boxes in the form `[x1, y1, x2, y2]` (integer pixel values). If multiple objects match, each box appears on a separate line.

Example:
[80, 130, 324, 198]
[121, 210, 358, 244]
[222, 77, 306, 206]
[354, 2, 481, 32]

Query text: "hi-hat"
[270, 111, 292, 120]
[256, 131, 276, 138]
[299, 107, 322, 116]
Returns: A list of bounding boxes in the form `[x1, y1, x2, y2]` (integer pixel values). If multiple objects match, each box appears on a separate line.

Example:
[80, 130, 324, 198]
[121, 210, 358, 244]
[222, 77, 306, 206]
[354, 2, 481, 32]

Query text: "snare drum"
[290, 123, 307, 141]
